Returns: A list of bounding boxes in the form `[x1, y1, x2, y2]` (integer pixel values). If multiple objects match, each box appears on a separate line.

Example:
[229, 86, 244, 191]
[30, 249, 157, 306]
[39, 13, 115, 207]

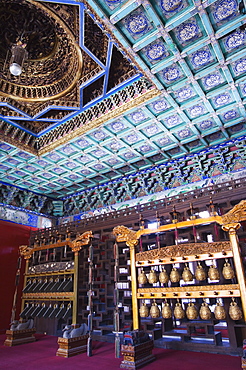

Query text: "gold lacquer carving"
[136, 242, 231, 262]
[113, 225, 139, 248]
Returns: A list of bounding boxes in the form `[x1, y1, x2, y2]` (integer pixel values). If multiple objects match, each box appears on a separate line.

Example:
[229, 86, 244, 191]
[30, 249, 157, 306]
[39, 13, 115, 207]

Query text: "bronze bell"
[222, 259, 235, 280]
[182, 263, 193, 282]
[138, 269, 147, 285]
[150, 300, 160, 318]
[139, 302, 149, 318]
[186, 301, 198, 320]
[229, 298, 243, 321]
[199, 299, 212, 320]
[170, 267, 180, 283]
[214, 299, 226, 320]
[208, 263, 220, 281]
[195, 262, 206, 281]
[162, 299, 172, 319]
[159, 267, 169, 284]
[148, 269, 158, 284]
[174, 299, 185, 320]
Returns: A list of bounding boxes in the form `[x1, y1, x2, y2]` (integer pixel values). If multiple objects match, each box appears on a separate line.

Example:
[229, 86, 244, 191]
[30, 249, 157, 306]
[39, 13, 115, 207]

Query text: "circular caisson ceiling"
[0, 0, 82, 102]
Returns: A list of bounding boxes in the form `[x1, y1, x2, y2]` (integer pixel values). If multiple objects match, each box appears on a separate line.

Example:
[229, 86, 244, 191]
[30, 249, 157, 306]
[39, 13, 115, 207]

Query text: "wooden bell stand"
[56, 234, 92, 357]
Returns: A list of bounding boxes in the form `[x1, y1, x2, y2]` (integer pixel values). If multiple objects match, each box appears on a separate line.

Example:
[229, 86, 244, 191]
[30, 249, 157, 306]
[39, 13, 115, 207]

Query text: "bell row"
[139, 298, 242, 321]
[20, 302, 72, 320]
[23, 276, 74, 293]
[138, 259, 235, 285]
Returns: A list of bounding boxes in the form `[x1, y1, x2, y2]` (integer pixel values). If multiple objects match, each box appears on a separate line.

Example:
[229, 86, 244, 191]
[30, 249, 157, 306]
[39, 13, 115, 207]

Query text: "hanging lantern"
[148, 269, 158, 284]
[186, 301, 198, 320]
[222, 259, 235, 280]
[170, 267, 180, 283]
[138, 269, 147, 285]
[199, 299, 212, 320]
[229, 298, 243, 321]
[139, 302, 149, 318]
[150, 300, 160, 318]
[159, 267, 169, 284]
[162, 299, 172, 319]
[195, 262, 206, 281]
[182, 263, 193, 282]
[174, 299, 185, 320]
[214, 299, 226, 320]
[208, 263, 220, 280]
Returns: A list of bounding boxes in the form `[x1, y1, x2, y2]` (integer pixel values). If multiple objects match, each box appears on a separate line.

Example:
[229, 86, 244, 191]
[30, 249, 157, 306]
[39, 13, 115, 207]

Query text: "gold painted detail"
[38, 86, 160, 154]
[137, 284, 240, 299]
[138, 284, 239, 294]
[19, 231, 92, 259]
[113, 225, 139, 248]
[135, 241, 231, 262]
[23, 292, 73, 299]
[222, 200, 246, 224]
[0, 1, 82, 102]
[70, 231, 93, 253]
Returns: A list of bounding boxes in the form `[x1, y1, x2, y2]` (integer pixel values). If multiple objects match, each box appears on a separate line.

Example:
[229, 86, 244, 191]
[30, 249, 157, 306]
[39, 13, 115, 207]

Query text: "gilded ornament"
[182, 263, 193, 282]
[150, 300, 160, 318]
[222, 259, 235, 279]
[229, 298, 243, 321]
[170, 267, 180, 283]
[138, 269, 147, 285]
[174, 299, 185, 320]
[195, 262, 206, 281]
[148, 269, 158, 284]
[162, 299, 172, 319]
[139, 302, 149, 318]
[199, 299, 212, 320]
[113, 225, 139, 248]
[159, 267, 169, 284]
[136, 241, 231, 262]
[186, 301, 198, 320]
[214, 300, 226, 320]
[208, 263, 220, 280]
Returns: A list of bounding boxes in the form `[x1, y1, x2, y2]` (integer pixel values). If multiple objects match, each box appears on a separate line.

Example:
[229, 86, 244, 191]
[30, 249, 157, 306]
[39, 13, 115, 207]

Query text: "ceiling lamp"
[9, 41, 28, 76]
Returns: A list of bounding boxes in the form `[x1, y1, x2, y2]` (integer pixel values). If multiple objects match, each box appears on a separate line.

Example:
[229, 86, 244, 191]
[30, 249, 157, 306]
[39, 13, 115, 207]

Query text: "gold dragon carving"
[19, 231, 93, 258]
[113, 225, 139, 248]
[222, 200, 246, 225]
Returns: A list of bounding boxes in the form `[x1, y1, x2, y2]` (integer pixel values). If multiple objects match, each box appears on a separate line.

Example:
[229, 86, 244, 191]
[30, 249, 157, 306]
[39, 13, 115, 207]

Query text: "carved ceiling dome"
[0, 0, 82, 101]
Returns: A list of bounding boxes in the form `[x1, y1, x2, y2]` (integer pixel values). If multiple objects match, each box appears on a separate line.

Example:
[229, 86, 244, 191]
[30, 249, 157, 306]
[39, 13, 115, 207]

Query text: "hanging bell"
[195, 262, 206, 281]
[222, 259, 235, 280]
[208, 263, 220, 280]
[182, 263, 193, 282]
[170, 267, 180, 283]
[214, 299, 226, 320]
[229, 298, 243, 321]
[139, 303, 149, 318]
[150, 300, 160, 318]
[186, 301, 198, 320]
[159, 267, 169, 284]
[138, 269, 147, 285]
[174, 299, 185, 320]
[148, 269, 158, 284]
[162, 299, 172, 319]
[199, 299, 212, 320]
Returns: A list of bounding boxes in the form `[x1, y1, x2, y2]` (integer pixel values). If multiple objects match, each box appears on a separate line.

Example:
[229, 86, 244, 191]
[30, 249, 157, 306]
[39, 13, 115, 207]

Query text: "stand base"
[120, 340, 155, 369]
[56, 334, 89, 358]
[4, 328, 36, 347]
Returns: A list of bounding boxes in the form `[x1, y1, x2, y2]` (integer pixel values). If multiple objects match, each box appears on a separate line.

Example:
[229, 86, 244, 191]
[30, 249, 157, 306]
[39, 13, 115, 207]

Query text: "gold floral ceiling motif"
[0, 0, 82, 103]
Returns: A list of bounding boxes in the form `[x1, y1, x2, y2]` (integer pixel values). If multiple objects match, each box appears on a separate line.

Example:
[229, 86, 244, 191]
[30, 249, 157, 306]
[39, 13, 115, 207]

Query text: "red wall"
[0, 220, 36, 333]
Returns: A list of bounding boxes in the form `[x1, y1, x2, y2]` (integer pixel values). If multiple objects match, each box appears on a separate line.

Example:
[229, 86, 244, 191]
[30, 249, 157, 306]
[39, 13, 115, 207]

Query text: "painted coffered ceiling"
[0, 0, 246, 198]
